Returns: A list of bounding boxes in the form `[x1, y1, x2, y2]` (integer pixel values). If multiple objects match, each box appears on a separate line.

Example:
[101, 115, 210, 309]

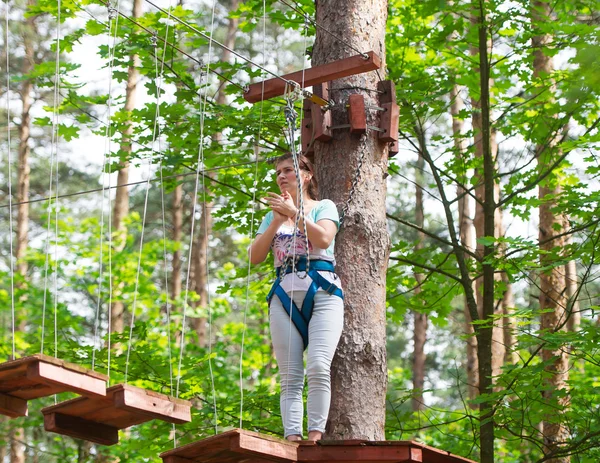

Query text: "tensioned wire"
[146, 1, 177, 444]
[239, 0, 268, 428]
[40, 0, 62, 363]
[143, 0, 330, 100]
[124, 0, 174, 384]
[176, 0, 219, 435]
[5, 0, 16, 360]
[92, 0, 122, 377]
[0, 159, 278, 210]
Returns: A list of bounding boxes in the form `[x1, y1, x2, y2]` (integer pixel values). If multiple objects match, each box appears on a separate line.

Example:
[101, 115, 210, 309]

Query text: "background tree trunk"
[190, 0, 238, 348]
[450, 82, 479, 405]
[10, 3, 35, 461]
[110, 0, 142, 337]
[313, 0, 390, 440]
[533, 2, 570, 461]
[471, 2, 496, 460]
[411, 126, 427, 412]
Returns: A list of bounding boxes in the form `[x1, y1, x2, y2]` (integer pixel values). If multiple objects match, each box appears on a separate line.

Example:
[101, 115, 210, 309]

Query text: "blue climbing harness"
[266, 257, 343, 350]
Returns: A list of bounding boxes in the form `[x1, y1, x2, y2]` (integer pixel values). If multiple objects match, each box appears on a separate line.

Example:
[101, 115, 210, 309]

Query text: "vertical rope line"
[281, 21, 310, 437]
[124, 19, 171, 382]
[199, 0, 219, 435]
[5, 0, 16, 360]
[106, 0, 123, 383]
[92, 10, 118, 372]
[175, 0, 219, 435]
[151, 1, 176, 447]
[239, 0, 267, 429]
[52, 0, 63, 363]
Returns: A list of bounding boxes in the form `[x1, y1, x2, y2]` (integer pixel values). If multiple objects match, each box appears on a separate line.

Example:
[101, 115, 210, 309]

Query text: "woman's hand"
[266, 192, 297, 218]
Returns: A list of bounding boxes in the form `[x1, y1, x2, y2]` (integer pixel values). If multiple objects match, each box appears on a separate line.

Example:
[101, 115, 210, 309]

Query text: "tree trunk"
[11, 5, 35, 461]
[471, 2, 495, 461]
[411, 127, 427, 412]
[191, 201, 211, 348]
[533, 2, 570, 461]
[189, 0, 238, 348]
[172, 183, 183, 302]
[450, 83, 479, 404]
[313, 0, 390, 440]
[564, 238, 580, 334]
[110, 0, 142, 337]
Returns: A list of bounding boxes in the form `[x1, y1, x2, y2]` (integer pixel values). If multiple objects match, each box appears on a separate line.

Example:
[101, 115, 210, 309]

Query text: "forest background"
[1, 0, 599, 462]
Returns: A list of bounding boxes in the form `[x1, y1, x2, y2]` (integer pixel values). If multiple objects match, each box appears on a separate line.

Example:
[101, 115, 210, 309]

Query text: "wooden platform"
[42, 384, 192, 445]
[0, 354, 108, 418]
[160, 429, 477, 463]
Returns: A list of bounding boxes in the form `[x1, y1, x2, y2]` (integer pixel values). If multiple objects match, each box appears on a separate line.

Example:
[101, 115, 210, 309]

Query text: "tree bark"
[110, 0, 142, 337]
[533, 2, 570, 461]
[313, 0, 390, 440]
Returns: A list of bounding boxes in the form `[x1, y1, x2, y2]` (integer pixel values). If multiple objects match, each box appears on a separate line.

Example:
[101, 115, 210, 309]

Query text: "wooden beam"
[301, 99, 314, 158]
[44, 412, 119, 446]
[244, 52, 381, 103]
[311, 83, 332, 142]
[0, 392, 28, 418]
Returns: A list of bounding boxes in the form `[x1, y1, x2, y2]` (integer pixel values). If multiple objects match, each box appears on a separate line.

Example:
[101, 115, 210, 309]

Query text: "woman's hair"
[274, 153, 319, 200]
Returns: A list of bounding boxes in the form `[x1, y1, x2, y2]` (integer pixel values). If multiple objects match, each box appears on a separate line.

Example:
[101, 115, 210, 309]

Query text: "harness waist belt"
[268, 258, 343, 350]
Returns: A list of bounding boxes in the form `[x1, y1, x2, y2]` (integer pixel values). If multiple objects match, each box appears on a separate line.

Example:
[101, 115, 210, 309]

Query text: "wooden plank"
[297, 443, 417, 462]
[379, 102, 399, 143]
[421, 446, 476, 463]
[113, 384, 191, 424]
[235, 430, 298, 462]
[27, 360, 107, 398]
[0, 392, 28, 418]
[244, 52, 381, 103]
[161, 429, 297, 463]
[0, 354, 107, 381]
[348, 94, 367, 134]
[44, 412, 119, 446]
[163, 457, 195, 463]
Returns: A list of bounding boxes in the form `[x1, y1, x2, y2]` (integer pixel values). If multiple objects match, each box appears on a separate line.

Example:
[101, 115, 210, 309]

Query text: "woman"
[249, 153, 344, 442]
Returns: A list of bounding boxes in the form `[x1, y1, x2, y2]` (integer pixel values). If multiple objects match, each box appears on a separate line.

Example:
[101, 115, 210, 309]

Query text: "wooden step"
[160, 429, 299, 463]
[159, 429, 477, 463]
[42, 384, 192, 445]
[0, 354, 108, 418]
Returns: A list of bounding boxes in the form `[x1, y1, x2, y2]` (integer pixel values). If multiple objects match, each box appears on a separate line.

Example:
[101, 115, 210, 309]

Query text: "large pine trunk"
[312, 0, 390, 440]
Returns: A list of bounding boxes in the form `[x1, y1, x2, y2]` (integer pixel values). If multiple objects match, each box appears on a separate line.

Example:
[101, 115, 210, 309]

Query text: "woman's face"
[275, 158, 310, 194]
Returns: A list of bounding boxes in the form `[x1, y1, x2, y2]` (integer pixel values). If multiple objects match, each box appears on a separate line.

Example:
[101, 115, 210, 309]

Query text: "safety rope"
[240, 0, 267, 429]
[176, 0, 219, 436]
[5, 0, 16, 360]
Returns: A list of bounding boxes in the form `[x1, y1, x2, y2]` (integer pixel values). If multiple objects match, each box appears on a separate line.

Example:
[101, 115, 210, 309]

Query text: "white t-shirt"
[257, 199, 342, 293]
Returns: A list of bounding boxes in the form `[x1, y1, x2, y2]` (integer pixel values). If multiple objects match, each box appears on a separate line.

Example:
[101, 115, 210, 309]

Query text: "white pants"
[269, 290, 344, 438]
